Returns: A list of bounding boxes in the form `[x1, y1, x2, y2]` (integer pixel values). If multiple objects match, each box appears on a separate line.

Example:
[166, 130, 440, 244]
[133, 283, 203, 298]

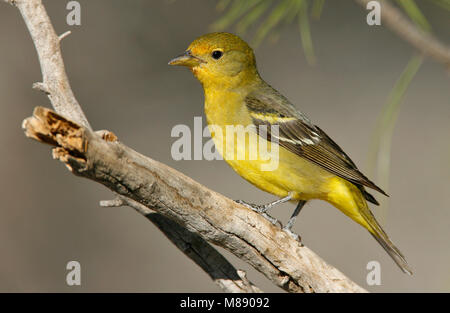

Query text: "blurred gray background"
[0, 0, 449, 292]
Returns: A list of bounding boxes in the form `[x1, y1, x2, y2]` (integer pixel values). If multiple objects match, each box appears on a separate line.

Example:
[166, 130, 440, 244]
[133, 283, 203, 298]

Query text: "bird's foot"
[260, 212, 280, 226]
[282, 226, 303, 245]
[235, 200, 268, 213]
[235, 200, 280, 226]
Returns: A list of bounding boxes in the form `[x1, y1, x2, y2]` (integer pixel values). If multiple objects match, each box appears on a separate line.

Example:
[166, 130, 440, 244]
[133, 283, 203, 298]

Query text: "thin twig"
[355, 0, 450, 68]
[58, 30, 72, 41]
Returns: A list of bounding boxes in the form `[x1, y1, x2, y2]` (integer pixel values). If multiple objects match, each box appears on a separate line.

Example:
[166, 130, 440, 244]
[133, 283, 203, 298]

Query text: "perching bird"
[169, 32, 411, 275]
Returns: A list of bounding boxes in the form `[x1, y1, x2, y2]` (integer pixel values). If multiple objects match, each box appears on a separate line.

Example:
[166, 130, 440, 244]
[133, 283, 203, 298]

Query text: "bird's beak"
[168, 50, 204, 67]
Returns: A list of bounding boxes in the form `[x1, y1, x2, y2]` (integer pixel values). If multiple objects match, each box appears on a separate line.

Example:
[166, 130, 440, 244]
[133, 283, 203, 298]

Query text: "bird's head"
[169, 32, 259, 90]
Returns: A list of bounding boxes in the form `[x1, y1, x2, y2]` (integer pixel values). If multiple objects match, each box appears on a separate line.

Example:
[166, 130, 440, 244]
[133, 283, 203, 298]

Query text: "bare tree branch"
[9, 0, 367, 292]
[355, 0, 450, 68]
[6, 0, 91, 128]
[22, 106, 367, 293]
[7, 0, 260, 293]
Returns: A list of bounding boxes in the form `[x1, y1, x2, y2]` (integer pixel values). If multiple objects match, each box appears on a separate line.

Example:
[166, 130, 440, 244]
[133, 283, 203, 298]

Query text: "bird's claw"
[235, 200, 280, 226]
[235, 200, 267, 213]
[283, 227, 303, 245]
[261, 212, 280, 226]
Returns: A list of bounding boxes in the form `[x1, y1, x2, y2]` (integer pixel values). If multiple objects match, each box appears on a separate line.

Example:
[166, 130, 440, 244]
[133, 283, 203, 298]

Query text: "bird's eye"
[211, 50, 223, 60]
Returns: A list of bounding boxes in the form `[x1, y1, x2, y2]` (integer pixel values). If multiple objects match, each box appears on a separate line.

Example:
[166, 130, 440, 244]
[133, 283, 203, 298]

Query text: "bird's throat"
[204, 88, 252, 127]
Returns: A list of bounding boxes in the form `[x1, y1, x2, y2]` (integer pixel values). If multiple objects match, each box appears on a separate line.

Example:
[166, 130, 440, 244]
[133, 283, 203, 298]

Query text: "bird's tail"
[327, 178, 412, 275]
[354, 190, 413, 275]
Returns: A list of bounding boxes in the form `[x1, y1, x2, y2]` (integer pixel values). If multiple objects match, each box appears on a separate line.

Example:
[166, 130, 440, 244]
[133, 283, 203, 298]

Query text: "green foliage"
[366, 0, 431, 213]
[212, 0, 265, 31]
[367, 55, 423, 221]
[311, 0, 325, 19]
[396, 0, 432, 31]
[252, 0, 293, 47]
[213, 0, 446, 51]
[235, 1, 272, 35]
[212, 0, 441, 65]
[212, 0, 317, 64]
[297, 0, 316, 64]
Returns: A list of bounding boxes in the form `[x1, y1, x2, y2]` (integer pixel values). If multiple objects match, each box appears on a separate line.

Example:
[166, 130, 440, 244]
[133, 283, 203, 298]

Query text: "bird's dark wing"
[245, 84, 387, 200]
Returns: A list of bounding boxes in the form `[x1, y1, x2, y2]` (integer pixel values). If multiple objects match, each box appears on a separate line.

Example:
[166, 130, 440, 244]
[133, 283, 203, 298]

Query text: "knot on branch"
[96, 129, 118, 142]
[22, 106, 88, 171]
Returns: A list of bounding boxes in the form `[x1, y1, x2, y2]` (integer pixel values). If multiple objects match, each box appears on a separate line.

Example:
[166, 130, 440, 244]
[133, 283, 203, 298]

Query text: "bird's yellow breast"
[204, 88, 335, 201]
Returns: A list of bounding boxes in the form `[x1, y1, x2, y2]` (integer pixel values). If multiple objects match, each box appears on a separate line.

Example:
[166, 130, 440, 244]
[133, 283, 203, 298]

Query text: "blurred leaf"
[285, 0, 303, 24]
[214, 0, 319, 63]
[367, 54, 423, 221]
[212, 0, 263, 31]
[236, 0, 272, 35]
[311, 0, 325, 19]
[396, 0, 432, 32]
[253, 0, 293, 47]
[298, 0, 316, 65]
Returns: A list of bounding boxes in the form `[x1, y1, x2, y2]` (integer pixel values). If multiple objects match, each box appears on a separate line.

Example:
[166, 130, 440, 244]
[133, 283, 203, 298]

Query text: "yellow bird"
[169, 32, 411, 275]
